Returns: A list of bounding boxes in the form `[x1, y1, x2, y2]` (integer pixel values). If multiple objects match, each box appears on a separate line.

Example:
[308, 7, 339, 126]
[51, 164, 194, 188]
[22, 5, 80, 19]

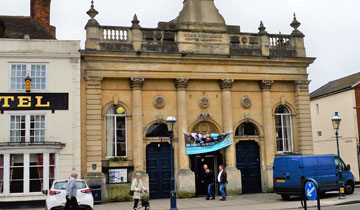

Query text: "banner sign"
[0, 93, 68, 112]
[184, 132, 232, 155]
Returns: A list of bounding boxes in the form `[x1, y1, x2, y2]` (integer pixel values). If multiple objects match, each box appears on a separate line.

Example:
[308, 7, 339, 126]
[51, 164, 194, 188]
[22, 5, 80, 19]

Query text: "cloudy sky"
[1, 0, 359, 92]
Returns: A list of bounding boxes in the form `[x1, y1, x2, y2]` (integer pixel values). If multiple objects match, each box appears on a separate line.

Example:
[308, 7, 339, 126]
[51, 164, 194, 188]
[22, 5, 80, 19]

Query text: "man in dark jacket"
[204, 168, 215, 200]
[217, 165, 227, 201]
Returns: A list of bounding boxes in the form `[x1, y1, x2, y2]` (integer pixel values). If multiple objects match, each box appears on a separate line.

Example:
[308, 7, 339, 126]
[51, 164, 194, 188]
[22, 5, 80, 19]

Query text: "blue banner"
[184, 133, 232, 155]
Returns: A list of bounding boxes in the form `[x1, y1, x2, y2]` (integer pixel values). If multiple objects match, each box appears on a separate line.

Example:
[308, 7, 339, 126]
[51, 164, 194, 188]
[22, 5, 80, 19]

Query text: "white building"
[0, 0, 81, 201]
[310, 73, 360, 182]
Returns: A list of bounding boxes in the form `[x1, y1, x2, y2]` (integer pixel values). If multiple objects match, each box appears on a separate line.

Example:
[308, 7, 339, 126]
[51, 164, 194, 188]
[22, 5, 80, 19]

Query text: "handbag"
[129, 181, 139, 196]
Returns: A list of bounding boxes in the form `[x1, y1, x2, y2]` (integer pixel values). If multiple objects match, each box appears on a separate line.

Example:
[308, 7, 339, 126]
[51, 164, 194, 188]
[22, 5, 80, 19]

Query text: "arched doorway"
[146, 142, 171, 199]
[236, 140, 262, 194]
[189, 120, 224, 196]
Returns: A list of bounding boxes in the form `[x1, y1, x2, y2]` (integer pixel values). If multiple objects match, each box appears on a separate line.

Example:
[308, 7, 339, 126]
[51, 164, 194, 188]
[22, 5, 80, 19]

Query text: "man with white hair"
[64, 172, 79, 210]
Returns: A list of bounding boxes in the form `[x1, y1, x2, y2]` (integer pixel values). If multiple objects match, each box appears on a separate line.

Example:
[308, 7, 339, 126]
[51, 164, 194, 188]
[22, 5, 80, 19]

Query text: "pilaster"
[85, 76, 103, 173]
[130, 78, 145, 171]
[295, 80, 313, 155]
[259, 80, 275, 191]
[175, 78, 196, 197]
[219, 79, 242, 195]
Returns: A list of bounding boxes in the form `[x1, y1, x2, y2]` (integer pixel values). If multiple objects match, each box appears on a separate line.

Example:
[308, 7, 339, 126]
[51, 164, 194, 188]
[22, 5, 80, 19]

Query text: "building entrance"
[190, 152, 224, 196]
[236, 140, 262, 194]
[146, 142, 171, 199]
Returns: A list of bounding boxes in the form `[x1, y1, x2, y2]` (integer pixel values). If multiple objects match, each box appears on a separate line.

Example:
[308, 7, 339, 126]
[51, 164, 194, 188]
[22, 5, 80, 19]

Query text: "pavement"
[1, 189, 359, 210]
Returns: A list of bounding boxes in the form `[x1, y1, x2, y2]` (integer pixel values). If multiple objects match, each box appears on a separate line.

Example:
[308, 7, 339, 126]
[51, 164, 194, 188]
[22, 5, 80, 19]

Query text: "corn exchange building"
[81, 0, 315, 200]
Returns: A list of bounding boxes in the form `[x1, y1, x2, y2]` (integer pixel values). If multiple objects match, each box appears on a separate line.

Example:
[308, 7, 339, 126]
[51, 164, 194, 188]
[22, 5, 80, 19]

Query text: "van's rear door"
[274, 157, 289, 189]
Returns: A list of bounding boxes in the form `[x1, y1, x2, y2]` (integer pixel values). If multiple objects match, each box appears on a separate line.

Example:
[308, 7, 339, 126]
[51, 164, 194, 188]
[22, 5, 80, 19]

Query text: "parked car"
[273, 155, 355, 200]
[43, 179, 94, 210]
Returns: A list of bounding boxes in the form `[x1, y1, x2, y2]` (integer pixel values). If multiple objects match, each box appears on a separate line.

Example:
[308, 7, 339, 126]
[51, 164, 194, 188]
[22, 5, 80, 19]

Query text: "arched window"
[106, 105, 127, 157]
[235, 122, 259, 136]
[275, 105, 293, 152]
[146, 123, 169, 138]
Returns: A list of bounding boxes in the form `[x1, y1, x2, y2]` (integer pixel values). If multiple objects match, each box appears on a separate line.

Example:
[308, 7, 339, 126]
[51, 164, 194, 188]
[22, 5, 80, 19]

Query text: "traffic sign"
[305, 181, 317, 201]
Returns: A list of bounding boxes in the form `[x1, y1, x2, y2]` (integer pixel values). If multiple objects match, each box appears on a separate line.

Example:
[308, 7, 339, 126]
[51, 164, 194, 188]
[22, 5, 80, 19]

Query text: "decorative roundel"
[153, 95, 166, 109]
[198, 95, 210, 109]
[241, 96, 252, 109]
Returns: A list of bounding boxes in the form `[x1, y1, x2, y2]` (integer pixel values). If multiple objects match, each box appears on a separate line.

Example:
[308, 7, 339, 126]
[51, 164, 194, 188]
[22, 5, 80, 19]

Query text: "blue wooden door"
[146, 143, 171, 199]
[236, 141, 262, 194]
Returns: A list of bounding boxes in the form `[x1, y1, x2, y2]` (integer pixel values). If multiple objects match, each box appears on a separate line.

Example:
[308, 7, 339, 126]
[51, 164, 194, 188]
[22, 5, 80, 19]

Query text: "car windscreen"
[53, 181, 87, 190]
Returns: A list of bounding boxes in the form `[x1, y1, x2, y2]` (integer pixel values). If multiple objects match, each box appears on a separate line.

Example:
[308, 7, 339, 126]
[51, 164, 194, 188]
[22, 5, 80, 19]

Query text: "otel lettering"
[0, 95, 51, 108]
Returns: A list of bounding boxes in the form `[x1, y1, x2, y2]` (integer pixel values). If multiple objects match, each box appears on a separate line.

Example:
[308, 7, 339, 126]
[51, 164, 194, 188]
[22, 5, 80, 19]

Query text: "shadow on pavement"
[281, 192, 341, 202]
[0, 200, 45, 209]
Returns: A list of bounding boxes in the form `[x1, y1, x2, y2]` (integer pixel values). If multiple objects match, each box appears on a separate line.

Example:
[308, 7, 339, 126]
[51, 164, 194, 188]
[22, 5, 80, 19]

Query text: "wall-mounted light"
[25, 75, 31, 92]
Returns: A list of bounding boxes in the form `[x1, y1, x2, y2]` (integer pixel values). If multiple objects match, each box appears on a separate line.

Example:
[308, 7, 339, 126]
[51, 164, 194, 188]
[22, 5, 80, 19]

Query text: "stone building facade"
[81, 0, 315, 200]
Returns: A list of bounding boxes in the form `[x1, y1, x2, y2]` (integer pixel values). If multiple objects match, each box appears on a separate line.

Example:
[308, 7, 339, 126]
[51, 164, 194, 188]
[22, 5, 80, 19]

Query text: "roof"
[310, 72, 360, 100]
[0, 16, 55, 40]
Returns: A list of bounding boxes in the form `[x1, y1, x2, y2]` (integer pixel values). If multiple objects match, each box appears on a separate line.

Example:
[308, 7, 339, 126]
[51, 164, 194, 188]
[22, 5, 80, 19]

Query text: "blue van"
[273, 155, 355, 200]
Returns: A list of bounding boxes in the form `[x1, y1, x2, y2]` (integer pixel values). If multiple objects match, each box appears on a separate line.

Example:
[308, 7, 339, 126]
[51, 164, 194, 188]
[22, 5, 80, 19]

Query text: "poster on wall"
[184, 132, 232, 155]
[109, 168, 128, 184]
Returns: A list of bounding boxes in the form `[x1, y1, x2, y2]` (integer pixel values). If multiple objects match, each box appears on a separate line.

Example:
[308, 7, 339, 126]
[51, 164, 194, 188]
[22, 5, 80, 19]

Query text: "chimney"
[30, 0, 56, 38]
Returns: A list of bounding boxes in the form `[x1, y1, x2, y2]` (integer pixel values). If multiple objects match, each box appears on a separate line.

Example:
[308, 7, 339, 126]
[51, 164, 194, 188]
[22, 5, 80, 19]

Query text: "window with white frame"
[0, 154, 3, 194]
[275, 105, 293, 152]
[10, 114, 46, 143]
[10, 63, 47, 90]
[106, 105, 127, 157]
[2, 153, 57, 195]
[29, 154, 43, 192]
[10, 154, 24, 193]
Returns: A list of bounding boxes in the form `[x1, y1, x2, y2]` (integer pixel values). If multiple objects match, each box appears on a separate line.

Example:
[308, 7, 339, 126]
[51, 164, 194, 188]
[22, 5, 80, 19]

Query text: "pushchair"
[135, 191, 150, 210]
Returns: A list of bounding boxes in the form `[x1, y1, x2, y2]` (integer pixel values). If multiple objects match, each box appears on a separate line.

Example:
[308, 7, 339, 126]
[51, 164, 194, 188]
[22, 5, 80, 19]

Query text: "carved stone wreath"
[198, 95, 210, 109]
[241, 96, 252, 109]
[153, 95, 166, 109]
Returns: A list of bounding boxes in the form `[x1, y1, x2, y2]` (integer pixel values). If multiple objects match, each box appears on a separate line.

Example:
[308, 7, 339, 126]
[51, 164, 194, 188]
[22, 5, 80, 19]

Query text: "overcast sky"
[1, 0, 360, 92]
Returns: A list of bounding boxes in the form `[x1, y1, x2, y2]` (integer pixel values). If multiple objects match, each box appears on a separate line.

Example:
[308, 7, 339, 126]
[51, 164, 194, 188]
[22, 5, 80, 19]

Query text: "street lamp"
[166, 116, 178, 210]
[332, 112, 345, 198]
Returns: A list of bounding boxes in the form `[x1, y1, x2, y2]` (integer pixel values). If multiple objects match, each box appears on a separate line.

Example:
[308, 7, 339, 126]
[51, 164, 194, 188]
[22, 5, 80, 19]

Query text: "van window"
[304, 158, 318, 171]
[319, 157, 333, 170]
[53, 181, 87, 190]
[288, 159, 299, 172]
[334, 157, 346, 171]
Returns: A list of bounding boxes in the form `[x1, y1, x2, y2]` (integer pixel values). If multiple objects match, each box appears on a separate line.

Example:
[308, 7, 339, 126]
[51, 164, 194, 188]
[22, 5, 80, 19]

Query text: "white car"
[43, 179, 94, 210]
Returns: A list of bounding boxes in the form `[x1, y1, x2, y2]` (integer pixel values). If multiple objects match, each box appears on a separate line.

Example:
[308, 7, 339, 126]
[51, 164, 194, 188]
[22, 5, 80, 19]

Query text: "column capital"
[219, 79, 234, 90]
[294, 80, 311, 86]
[259, 80, 274, 90]
[175, 78, 189, 90]
[130, 77, 145, 89]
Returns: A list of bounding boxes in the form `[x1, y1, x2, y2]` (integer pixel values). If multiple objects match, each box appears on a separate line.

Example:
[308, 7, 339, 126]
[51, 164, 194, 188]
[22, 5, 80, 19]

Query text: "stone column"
[259, 80, 275, 191]
[295, 80, 313, 155]
[130, 78, 145, 172]
[219, 79, 242, 195]
[84, 76, 107, 200]
[175, 78, 196, 198]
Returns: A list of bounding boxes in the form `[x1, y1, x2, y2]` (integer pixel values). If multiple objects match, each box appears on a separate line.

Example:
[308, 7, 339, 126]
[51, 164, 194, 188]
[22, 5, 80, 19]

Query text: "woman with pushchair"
[131, 173, 148, 210]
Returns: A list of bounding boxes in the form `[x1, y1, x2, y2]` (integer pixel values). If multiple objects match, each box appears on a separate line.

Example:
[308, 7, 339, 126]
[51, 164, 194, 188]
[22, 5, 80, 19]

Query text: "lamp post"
[166, 116, 178, 210]
[332, 112, 345, 198]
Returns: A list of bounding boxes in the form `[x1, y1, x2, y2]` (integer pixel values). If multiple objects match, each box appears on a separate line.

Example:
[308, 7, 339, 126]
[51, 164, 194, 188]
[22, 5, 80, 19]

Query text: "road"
[309, 203, 360, 210]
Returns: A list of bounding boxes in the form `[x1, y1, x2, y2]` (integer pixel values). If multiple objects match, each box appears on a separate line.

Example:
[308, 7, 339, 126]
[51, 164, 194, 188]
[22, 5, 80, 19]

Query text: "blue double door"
[146, 143, 171, 199]
[236, 141, 262, 194]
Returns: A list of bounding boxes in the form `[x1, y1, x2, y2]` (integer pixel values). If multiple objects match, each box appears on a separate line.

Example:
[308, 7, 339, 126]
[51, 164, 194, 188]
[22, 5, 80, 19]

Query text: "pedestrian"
[64, 172, 79, 210]
[131, 173, 147, 210]
[217, 165, 227, 201]
[200, 164, 208, 194]
[204, 168, 215, 200]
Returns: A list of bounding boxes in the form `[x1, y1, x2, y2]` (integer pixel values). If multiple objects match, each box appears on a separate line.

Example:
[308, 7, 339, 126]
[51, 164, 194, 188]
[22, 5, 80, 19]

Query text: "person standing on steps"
[205, 168, 215, 200]
[217, 165, 227, 201]
[200, 164, 208, 194]
[64, 172, 79, 210]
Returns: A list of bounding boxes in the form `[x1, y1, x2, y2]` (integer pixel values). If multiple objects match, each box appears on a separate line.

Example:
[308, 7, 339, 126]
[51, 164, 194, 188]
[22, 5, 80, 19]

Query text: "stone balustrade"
[100, 26, 131, 42]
